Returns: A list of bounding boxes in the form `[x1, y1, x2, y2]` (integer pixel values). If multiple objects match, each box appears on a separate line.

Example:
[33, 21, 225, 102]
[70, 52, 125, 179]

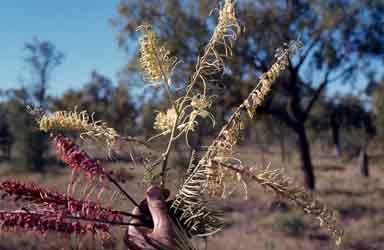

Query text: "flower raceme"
[37, 109, 119, 153]
[54, 134, 106, 179]
[137, 24, 177, 83]
[0, 211, 109, 236]
[0, 142, 143, 242]
[53, 134, 141, 214]
[0, 180, 123, 239]
[0, 180, 124, 224]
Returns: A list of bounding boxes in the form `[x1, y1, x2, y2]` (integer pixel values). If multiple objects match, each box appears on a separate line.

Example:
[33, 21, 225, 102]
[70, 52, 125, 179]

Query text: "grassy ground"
[0, 145, 383, 250]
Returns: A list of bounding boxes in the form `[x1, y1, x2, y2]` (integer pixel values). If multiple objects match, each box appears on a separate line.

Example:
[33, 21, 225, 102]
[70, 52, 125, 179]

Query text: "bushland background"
[0, 1, 383, 249]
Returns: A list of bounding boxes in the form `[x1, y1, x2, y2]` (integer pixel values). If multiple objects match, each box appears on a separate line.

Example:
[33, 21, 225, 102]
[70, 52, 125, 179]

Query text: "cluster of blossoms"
[152, 95, 216, 145]
[38, 109, 119, 153]
[154, 108, 178, 132]
[137, 24, 177, 82]
[0, 134, 142, 244]
[0, 211, 109, 236]
[0, 180, 124, 223]
[54, 134, 106, 179]
[182, 95, 216, 133]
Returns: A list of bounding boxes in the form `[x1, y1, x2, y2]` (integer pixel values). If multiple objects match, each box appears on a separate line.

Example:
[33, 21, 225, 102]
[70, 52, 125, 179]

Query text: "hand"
[125, 186, 176, 250]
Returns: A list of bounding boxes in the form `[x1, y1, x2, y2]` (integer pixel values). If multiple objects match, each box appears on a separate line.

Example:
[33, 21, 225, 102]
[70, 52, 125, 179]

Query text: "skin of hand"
[125, 186, 176, 250]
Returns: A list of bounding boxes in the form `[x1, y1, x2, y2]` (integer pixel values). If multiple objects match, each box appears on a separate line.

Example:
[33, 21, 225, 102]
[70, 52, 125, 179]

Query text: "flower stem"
[105, 172, 140, 208]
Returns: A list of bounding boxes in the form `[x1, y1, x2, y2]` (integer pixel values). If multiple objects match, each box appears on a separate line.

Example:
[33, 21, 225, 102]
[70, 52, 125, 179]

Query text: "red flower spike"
[0, 180, 124, 224]
[0, 211, 110, 236]
[53, 135, 106, 179]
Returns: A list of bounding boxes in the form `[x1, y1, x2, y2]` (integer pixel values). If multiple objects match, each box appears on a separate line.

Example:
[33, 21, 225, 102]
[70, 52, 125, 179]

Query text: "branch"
[303, 76, 329, 120]
[65, 214, 145, 227]
[303, 65, 355, 120]
[328, 65, 355, 83]
[295, 39, 320, 71]
[121, 136, 159, 153]
[105, 172, 140, 208]
[21, 209, 146, 228]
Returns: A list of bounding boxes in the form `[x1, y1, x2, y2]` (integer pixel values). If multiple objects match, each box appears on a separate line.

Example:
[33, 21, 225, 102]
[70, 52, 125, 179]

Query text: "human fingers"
[146, 186, 174, 236]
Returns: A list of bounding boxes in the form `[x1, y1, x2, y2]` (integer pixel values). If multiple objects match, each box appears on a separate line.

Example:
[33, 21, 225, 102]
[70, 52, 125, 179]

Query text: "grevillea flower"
[137, 24, 177, 82]
[38, 109, 119, 152]
[153, 108, 178, 132]
[54, 135, 106, 179]
[0, 180, 123, 223]
[0, 211, 109, 236]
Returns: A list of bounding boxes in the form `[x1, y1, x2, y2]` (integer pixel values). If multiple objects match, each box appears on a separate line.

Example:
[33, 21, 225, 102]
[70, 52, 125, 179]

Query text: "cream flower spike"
[38, 108, 119, 151]
[137, 24, 177, 83]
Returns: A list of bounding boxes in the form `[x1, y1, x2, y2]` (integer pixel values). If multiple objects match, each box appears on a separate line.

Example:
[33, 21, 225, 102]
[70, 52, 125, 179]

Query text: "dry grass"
[0, 145, 383, 250]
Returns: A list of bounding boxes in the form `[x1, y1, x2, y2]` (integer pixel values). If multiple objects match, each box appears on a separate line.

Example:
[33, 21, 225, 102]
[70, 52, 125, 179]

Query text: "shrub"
[273, 213, 306, 236]
[6, 98, 47, 172]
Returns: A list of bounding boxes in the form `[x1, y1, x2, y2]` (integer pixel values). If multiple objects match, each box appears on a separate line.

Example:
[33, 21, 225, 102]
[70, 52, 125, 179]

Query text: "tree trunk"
[296, 124, 316, 190]
[0, 139, 11, 161]
[5, 142, 11, 160]
[330, 117, 341, 157]
[359, 142, 369, 177]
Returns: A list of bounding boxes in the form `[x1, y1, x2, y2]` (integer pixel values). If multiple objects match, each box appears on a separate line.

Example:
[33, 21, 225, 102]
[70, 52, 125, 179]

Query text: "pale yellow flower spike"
[38, 109, 119, 151]
[183, 0, 240, 97]
[224, 163, 344, 246]
[137, 24, 177, 83]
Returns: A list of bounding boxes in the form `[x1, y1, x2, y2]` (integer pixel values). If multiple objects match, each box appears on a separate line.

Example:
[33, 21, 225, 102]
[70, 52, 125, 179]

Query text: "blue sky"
[0, 0, 129, 97]
[0, 1, 381, 101]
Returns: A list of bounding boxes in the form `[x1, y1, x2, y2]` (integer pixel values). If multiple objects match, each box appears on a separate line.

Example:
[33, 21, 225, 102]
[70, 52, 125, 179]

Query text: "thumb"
[146, 186, 173, 236]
